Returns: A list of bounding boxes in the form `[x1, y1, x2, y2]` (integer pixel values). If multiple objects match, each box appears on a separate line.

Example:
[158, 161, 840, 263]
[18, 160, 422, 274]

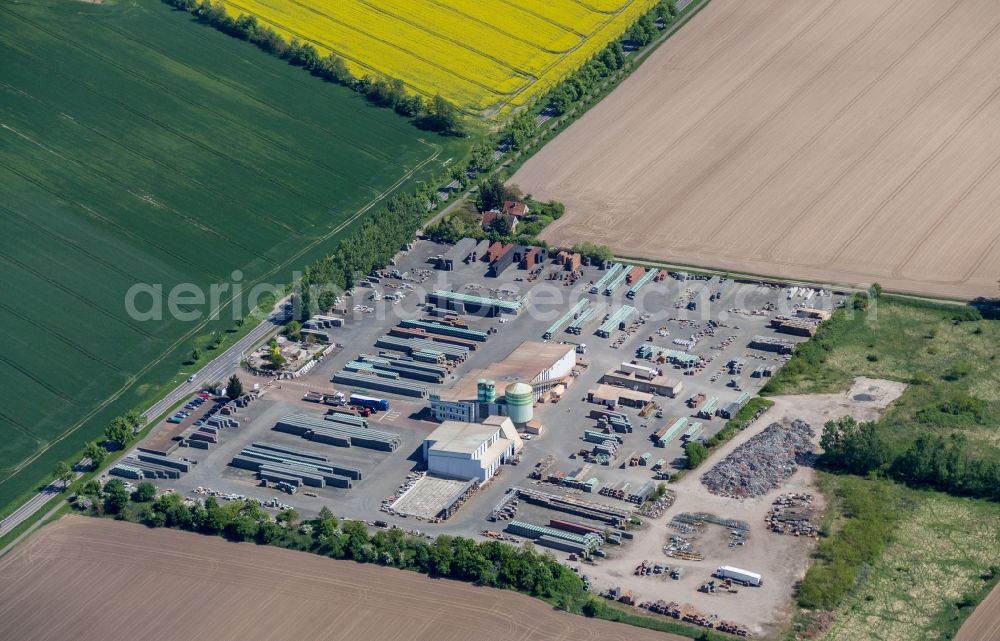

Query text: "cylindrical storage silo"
[505, 382, 534, 425]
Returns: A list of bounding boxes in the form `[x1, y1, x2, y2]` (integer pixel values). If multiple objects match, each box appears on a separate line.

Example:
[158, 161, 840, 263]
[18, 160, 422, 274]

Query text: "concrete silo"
[504, 382, 533, 425]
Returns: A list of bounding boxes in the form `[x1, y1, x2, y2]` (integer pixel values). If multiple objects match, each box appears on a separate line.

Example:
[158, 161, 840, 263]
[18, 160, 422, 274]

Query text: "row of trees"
[545, 0, 679, 116]
[85, 481, 588, 607]
[796, 477, 903, 609]
[161, 0, 463, 135]
[103, 410, 146, 450]
[297, 193, 432, 318]
[52, 409, 146, 491]
[820, 417, 1000, 500]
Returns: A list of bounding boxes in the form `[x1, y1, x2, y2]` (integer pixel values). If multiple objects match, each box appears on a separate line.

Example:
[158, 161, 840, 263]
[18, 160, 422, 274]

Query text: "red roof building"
[502, 200, 530, 217]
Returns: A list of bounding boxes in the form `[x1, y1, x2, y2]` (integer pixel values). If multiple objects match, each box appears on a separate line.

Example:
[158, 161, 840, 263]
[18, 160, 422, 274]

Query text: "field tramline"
[219, 0, 660, 114]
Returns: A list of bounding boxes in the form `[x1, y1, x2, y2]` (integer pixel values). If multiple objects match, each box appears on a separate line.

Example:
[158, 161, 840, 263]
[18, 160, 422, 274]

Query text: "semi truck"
[715, 565, 763, 587]
[349, 393, 390, 412]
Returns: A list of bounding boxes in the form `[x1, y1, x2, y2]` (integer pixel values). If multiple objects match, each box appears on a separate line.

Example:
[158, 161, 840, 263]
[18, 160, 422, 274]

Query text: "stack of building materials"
[426, 290, 521, 316]
[323, 412, 368, 429]
[549, 519, 605, 537]
[274, 414, 401, 451]
[345, 361, 399, 379]
[399, 319, 488, 342]
[231, 443, 361, 488]
[375, 335, 469, 361]
[556, 250, 582, 271]
[717, 392, 752, 419]
[653, 417, 689, 447]
[520, 246, 543, 269]
[584, 430, 622, 445]
[629, 480, 655, 504]
[514, 487, 632, 525]
[111, 453, 187, 480]
[701, 420, 815, 498]
[681, 422, 704, 442]
[589, 408, 632, 428]
[543, 299, 590, 339]
[636, 345, 703, 368]
[602, 265, 633, 295]
[596, 305, 636, 338]
[388, 326, 479, 351]
[109, 462, 143, 480]
[368, 352, 448, 378]
[626, 268, 659, 299]
[350, 354, 446, 384]
[567, 302, 604, 335]
[600, 480, 631, 500]
[749, 335, 796, 354]
[770, 316, 819, 337]
[205, 416, 238, 429]
[697, 397, 719, 419]
[766, 493, 819, 536]
[332, 370, 429, 398]
[303, 315, 343, 330]
[505, 520, 602, 554]
[590, 263, 624, 294]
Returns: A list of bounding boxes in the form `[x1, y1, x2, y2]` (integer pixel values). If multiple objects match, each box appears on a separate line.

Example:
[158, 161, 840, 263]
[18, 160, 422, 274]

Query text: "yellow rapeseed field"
[221, 0, 659, 115]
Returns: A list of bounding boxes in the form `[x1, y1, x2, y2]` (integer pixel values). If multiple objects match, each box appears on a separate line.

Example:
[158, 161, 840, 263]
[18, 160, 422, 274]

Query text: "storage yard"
[514, 0, 1000, 299]
[0, 516, 686, 641]
[124, 237, 848, 635]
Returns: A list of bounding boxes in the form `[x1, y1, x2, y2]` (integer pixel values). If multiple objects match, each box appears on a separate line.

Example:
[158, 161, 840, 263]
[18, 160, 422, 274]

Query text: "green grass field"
[802, 477, 1000, 641]
[0, 0, 464, 511]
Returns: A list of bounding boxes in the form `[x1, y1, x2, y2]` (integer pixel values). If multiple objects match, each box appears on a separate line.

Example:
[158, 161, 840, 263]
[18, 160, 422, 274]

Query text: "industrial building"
[430, 341, 576, 422]
[601, 362, 684, 398]
[588, 384, 653, 409]
[425, 290, 522, 317]
[434, 237, 476, 271]
[487, 244, 527, 277]
[422, 416, 523, 481]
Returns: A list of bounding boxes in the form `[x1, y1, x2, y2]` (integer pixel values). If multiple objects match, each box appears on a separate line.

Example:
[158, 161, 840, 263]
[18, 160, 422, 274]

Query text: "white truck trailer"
[715, 565, 763, 587]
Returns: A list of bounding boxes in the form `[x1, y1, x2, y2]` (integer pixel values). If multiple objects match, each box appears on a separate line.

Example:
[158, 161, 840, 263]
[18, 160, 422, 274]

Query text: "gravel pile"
[700, 419, 815, 499]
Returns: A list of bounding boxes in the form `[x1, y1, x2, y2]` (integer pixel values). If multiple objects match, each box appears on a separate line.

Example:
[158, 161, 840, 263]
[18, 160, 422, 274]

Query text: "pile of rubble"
[766, 493, 820, 537]
[637, 490, 675, 518]
[700, 420, 816, 499]
[663, 534, 703, 561]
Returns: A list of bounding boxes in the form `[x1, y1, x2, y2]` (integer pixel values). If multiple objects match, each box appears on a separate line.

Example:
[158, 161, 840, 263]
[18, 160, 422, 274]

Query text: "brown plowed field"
[0, 516, 683, 641]
[955, 583, 1000, 641]
[514, 0, 1000, 300]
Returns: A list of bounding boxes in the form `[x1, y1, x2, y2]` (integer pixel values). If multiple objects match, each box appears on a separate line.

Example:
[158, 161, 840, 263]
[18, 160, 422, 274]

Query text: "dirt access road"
[0, 515, 686, 641]
[581, 378, 905, 639]
[514, 0, 1000, 300]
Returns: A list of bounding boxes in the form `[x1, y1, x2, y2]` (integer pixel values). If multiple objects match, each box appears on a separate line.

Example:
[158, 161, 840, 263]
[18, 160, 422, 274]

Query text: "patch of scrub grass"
[763, 297, 1000, 452]
[813, 482, 1000, 641]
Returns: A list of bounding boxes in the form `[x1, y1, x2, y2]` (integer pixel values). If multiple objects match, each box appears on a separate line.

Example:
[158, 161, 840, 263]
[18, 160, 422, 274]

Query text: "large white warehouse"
[422, 417, 523, 482]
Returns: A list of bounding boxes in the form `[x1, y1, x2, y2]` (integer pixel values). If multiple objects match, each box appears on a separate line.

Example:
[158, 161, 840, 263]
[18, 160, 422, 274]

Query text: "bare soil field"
[0, 516, 685, 641]
[955, 583, 1000, 641]
[584, 379, 904, 638]
[514, 0, 1000, 300]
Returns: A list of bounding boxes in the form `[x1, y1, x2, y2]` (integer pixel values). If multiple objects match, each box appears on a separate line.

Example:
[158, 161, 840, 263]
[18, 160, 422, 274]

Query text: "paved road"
[144, 309, 285, 421]
[0, 307, 287, 540]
